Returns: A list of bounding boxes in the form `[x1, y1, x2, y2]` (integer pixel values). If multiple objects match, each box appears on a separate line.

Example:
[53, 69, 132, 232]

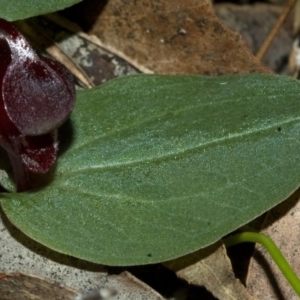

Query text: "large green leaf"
[1, 74, 300, 266]
[0, 0, 81, 21]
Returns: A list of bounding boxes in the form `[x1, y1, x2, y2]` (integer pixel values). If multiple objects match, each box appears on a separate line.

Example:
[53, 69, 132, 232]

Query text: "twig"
[256, 0, 296, 61]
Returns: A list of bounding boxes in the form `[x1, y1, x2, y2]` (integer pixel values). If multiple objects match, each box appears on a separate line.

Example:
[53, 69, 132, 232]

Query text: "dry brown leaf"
[247, 189, 300, 300]
[165, 241, 257, 300]
[102, 271, 165, 300]
[62, 0, 271, 75]
[0, 273, 79, 300]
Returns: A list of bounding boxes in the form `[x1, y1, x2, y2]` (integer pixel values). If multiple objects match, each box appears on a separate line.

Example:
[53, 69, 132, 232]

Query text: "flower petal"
[0, 19, 75, 136]
[0, 19, 76, 191]
[3, 53, 75, 136]
[20, 131, 58, 173]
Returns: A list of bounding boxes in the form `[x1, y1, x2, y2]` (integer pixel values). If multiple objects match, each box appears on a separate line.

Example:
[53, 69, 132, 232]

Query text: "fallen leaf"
[246, 189, 300, 300]
[165, 241, 257, 300]
[0, 273, 79, 300]
[101, 271, 165, 300]
[61, 0, 271, 75]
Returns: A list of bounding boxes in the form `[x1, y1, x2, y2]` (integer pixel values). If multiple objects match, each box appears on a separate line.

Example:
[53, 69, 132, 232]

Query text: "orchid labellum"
[0, 19, 75, 192]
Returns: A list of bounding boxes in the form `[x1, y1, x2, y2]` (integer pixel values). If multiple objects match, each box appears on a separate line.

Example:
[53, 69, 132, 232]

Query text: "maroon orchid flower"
[0, 19, 75, 192]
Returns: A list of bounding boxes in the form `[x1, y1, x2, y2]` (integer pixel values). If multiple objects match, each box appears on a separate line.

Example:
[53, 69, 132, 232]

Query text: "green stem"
[223, 232, 300, 297]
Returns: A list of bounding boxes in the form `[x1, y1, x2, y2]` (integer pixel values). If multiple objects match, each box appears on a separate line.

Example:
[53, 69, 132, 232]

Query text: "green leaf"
[1, 74, 300, 266]
[0, 0, 81, 21]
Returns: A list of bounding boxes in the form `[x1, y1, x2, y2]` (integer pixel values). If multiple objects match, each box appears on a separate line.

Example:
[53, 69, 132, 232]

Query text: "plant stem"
[8, 152, 31, 192]
[223, 232, 300, 297]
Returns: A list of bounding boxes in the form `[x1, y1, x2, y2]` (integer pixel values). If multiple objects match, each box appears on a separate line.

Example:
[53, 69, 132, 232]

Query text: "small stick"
[256, 0, 296, 61]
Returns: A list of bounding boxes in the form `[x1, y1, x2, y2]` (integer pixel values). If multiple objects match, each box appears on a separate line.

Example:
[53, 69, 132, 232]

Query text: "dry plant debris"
[0, 273, 79, 300]
[61, 0, 271, 75]
[165, 242, 257, 300]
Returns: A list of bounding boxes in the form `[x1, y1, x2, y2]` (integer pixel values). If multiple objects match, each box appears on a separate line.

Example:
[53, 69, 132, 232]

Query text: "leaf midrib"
[58, 116, 300, 177]
[71, 95, 246, 154]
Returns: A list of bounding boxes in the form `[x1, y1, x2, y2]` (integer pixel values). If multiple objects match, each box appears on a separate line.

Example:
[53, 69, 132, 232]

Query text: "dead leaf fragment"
[62, 0, 271, 75]
[0, 273, 79, 300]
[165, 241, 257, 300]
[102, 271, 165, 300]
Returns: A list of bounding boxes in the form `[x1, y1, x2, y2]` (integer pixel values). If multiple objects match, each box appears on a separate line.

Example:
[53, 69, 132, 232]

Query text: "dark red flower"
[0, 19, 75, 192]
